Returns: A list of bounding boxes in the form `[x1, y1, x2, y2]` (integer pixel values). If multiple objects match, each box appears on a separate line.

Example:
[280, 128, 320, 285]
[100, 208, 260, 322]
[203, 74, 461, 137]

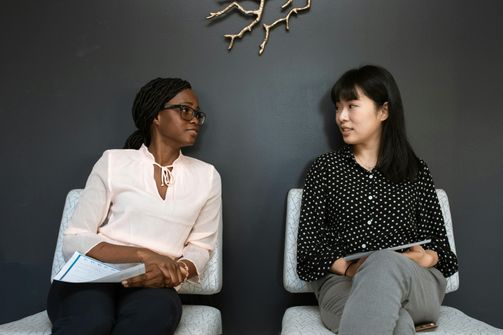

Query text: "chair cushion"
[178, 305, 222, 335]
[281, 306, 332, 335]
[432, 306, 502, 334]
[0, 311, 51, 335]
[0, 306, 222, 335]
[281, 305, 502, 334]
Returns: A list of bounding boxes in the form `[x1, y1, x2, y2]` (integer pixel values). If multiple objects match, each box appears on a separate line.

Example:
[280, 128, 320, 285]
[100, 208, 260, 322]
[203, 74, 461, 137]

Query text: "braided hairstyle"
[124, 78, 192, 149]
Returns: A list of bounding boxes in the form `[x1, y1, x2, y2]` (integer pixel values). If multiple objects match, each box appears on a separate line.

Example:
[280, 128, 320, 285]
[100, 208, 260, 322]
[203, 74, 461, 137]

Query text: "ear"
[379, 102, 389, 121]
[152, 113, 161, 126]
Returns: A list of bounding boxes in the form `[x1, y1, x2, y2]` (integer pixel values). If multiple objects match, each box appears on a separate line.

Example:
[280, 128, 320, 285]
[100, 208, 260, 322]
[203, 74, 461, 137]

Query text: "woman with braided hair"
[47, 78, 222, 335]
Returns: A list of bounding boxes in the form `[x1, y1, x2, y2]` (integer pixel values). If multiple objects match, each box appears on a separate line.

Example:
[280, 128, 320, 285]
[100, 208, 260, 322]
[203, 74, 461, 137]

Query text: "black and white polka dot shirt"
[296, 146, 458, 281]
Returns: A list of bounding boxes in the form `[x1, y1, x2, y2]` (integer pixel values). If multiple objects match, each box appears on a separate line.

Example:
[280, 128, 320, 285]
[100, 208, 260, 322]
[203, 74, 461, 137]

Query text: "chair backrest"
[283, 188, 459, 294]
[51, 189, 222, 295]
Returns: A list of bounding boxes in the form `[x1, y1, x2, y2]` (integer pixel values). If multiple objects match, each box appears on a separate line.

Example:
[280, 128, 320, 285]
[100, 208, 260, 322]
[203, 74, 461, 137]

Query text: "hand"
[330, 256, 367, 277]
[123, 263, 167, 288]
[402, 245, 438, 268]
[344, 257, 367, 278]
[123, 249, 185, 288]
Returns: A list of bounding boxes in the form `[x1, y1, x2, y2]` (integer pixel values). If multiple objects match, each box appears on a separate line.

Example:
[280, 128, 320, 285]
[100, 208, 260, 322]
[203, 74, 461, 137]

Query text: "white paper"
[53, 252, 145, 283]
[343, 239, 431, 261]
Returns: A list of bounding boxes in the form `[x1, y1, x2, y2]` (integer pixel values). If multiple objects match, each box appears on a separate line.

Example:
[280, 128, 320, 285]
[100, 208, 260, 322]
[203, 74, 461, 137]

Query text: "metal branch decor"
[207, 0, 312, 55]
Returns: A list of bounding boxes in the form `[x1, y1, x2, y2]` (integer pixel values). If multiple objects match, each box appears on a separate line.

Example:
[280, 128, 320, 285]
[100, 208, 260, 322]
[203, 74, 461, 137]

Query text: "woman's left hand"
[123, 263, 169, 288]
[402, 245, 438, 268]
[122, 249, 185, 288]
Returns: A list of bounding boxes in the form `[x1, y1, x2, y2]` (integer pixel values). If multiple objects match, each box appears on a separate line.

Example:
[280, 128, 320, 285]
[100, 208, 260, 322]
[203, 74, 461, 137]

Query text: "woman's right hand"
[343, 257, 367, 277]
[123, 249, 185, 288]
[330, 257, 367, 277]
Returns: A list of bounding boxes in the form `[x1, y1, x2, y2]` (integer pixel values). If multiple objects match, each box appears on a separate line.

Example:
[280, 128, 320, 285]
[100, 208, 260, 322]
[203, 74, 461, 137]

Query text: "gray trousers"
[313, 250, 447, 335]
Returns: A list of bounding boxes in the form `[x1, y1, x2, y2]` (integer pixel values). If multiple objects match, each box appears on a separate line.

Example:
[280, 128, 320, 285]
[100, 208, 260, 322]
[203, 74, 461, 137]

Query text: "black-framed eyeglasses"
[162, 104, 206, 125]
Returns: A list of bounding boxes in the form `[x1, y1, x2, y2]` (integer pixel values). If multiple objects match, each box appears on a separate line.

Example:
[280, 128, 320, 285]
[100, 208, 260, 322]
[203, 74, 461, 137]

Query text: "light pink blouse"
[63, 144, 222, 277]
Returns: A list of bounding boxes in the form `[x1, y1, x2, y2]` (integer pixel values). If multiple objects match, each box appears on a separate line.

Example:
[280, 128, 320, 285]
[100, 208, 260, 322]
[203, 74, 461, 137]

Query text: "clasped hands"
[122, 250, 188, 288]
[331, 245, 438, 277]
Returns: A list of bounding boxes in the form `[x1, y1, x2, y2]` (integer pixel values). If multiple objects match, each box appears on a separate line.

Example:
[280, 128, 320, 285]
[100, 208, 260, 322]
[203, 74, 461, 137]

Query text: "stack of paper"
[53, 252, 145, 283]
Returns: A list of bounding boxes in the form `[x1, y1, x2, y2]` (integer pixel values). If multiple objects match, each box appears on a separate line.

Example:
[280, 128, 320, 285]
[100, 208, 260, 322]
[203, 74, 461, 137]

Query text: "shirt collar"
[340, 145, 377, 173]
[340, 144, 356, 163]
[139, 144, 184, 167]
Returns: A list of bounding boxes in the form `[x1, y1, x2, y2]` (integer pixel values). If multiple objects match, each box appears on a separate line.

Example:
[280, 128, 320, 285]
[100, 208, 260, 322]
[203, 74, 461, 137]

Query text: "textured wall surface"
[1, 1, 502, 333]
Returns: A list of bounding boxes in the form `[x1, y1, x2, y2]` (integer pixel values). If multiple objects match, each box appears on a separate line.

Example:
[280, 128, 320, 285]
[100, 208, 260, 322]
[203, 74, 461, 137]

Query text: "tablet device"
[344, 239, 431, 261]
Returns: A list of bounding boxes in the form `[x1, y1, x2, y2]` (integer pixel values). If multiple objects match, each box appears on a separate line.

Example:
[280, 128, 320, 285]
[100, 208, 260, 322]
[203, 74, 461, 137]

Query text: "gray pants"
[313, 250, 447, 335]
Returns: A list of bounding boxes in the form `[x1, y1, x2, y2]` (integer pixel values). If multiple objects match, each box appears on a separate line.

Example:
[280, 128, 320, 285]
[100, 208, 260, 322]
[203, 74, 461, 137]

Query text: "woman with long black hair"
[297, 65, 458, 334]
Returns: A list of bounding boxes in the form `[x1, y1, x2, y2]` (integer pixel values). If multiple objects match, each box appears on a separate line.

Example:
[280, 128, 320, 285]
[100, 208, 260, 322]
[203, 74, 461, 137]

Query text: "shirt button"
[362, 243, 367, 248]
[367, 219, 373, 225]
[368, 195, 373, 200]
[369, 175, 373, 179]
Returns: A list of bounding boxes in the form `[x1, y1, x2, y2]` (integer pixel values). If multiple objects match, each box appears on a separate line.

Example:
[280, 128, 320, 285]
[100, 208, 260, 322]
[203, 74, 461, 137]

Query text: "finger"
[143, 275, 165, 288]
[409, 245, 422, 252]
[124, 274, 147, 287]
[158, 263, 173, 279]
[125, 264, 160, 287]
[159, 263, 182, 286]
[141, 268, 166, 288]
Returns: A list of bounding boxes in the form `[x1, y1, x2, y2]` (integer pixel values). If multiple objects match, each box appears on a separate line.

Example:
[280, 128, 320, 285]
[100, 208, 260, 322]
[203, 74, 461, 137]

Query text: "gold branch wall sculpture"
[207, 0, 312, 55]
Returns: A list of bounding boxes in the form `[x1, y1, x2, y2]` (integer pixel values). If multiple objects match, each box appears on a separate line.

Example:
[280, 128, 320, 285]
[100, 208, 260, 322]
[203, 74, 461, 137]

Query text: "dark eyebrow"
[179, 101, 196, 107]
[179, 102, 200, 110]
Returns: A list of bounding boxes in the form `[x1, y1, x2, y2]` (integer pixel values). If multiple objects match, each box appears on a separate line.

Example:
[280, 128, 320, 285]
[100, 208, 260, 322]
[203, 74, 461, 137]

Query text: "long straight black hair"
[331, 65, 420, 183]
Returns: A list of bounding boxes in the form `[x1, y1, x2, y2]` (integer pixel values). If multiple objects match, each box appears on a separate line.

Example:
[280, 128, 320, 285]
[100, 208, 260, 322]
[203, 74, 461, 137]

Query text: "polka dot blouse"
[296, 146, 458, 281]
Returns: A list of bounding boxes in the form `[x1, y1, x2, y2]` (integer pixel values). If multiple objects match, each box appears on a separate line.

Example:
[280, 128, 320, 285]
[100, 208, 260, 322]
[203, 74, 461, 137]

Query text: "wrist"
[136, 248, 154, 262]
[177, 260, 190, 282]
[344, 262, 354, 276]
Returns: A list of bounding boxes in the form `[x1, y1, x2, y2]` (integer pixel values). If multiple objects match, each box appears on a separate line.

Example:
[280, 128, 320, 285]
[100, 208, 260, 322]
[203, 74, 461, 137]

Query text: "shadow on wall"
[294, 86, 344, 192]
[320, 88, 343, 153]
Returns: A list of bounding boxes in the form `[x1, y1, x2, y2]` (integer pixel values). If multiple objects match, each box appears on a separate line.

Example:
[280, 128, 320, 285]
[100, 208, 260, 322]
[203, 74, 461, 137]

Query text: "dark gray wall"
[1, 0, 502, 333]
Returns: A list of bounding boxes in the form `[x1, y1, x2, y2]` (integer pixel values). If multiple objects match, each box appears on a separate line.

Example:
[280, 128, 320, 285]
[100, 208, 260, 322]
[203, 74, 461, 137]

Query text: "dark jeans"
[47, 280, 182, 335]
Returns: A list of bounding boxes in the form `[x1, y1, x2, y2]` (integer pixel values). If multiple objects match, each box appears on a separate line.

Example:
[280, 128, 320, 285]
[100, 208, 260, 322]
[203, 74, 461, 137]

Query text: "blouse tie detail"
[153, 162, 174, 186]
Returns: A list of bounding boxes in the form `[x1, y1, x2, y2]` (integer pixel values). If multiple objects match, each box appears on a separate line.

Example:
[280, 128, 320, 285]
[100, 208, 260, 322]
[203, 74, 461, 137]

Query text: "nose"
[336, 107, 349, 123]
[189, 115, 200, 126]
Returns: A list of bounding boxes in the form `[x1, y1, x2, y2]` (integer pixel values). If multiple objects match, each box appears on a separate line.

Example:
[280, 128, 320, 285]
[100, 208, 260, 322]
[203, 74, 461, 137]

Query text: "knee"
[122, 289, 182, 331]
[355, 250, 414, 284]
[362, 250, 412, 272]
[144, 292, 182, 323]
[52, 314, 114, 335]
[367, 249, 403, 264]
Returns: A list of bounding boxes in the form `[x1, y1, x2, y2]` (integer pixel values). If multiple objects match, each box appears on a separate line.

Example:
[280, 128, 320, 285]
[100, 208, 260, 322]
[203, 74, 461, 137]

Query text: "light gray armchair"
[0, 189, 223, 335]
[281, 188, 502, 335]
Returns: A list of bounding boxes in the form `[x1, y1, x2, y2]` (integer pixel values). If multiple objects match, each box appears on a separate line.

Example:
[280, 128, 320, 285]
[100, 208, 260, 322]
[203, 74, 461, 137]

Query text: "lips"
[340, 126, 353, 135]
[186, 128, 199, 134]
